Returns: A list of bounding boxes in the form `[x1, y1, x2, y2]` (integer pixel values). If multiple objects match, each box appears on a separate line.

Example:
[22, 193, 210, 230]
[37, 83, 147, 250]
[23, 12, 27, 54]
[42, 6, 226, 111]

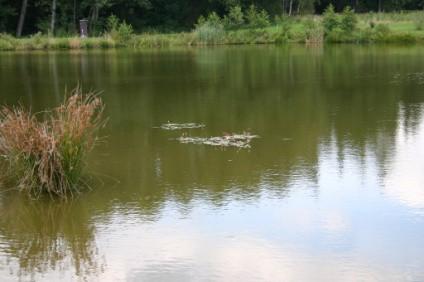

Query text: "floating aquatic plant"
[176, 133, 258, 148]
[157, 122, 205, 130]
[0, 87, 106, 199]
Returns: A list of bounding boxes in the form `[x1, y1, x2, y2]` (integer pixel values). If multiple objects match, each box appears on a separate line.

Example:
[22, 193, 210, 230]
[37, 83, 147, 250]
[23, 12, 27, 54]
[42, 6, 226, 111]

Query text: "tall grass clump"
[0, 88, 105, 199]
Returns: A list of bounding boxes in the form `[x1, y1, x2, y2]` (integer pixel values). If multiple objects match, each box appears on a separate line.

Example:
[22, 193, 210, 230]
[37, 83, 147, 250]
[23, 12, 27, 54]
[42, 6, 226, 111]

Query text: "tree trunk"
[288, 0, 293, 16]
[16, 0, 28, 37]
[50, 0, 57, 35]
[378, 0, 382, 12]
[73, 0, 77, 32]
[282, 0, 286, 15]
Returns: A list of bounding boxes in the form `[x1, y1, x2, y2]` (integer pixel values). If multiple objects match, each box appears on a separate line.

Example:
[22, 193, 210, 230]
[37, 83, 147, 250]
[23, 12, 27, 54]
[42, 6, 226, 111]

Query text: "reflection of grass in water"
[0, 194, 102, 278]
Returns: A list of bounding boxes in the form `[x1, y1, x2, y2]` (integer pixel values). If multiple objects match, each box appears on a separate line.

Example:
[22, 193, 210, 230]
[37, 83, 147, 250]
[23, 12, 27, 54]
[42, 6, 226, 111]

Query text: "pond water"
[0, 45, 424, 281]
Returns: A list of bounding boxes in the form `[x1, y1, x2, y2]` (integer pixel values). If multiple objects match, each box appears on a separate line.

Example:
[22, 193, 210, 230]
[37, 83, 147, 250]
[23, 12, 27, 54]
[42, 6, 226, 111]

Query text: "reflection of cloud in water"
[94, 216, 404, 282]
[385, 115, 424, 210]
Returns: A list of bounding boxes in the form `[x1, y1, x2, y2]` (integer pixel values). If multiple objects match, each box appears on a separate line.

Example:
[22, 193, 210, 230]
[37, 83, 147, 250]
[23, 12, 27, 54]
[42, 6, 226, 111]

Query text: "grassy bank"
[2, 9, 424, 51]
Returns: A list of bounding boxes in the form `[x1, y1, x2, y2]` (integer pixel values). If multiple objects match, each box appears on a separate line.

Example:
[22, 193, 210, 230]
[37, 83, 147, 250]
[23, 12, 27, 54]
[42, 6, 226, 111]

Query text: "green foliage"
[341, 6, 357, 33]
[274, 17, 293, 44]
[224, 5, 244, 30]
[115, 21, 134, 43]
[194, 12, 225, 44]
[107, 15, 134, 45]
[326, 27, 353, 43]
[246, 4, 270, 29]
[304, 18, 323, 43]
[106, 14, 120, 32]
[374, 23, 391, 35]
[322, 4, 340, 35]
[0, 33, 16, 50]
[415, 16, 424, 30]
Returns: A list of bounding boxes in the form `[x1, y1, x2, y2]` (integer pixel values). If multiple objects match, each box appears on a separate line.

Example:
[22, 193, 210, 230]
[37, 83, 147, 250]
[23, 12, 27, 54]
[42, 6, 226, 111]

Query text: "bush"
[0, 88, 105, 199]
[326, 27, 352, 43]
[341, 6, 357, 33]
[415, 17, 424, 31]
[323, 4, 340, 35]
[106, 14, 120, 32]
[0, 33, 16, 50]
[304, 19, 323, 44]
[374, 23, 390, 36]
[106, 15, 134, 45]
[246, 4, 270, 28]
[275, 22, 292, 44]
[224, 5, 244, 30]
[48, 38, 70, 49]
[194, 12, 225, 44]
[115, 21, 134, 43]
[377, 32, 417, 44]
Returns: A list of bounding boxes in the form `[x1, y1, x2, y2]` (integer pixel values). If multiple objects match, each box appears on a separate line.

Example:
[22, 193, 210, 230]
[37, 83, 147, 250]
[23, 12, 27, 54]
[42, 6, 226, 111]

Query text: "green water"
[0, 45, 424, 281]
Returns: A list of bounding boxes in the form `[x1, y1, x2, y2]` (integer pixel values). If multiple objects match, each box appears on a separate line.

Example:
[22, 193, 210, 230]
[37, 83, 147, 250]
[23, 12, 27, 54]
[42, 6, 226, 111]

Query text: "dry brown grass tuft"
[0, 87, 105, 199]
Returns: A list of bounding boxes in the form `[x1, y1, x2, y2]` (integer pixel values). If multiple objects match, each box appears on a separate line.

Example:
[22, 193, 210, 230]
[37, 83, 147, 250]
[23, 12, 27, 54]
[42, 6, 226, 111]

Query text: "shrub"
[224, 5, 244, 30]
[415, 17, 424, 31]
[194, 12, 225, 44]
[106, 15, 134, 45]
[99, 37, 115, 48]
[246, 4, 270, 28]
[326, 27, 351, 43]
[0, 33, 16, 50]
[48, 38, 70, 49]
[341, 6, 357, 33]
[0, 88, 105, 199]
[322, 4, 340, 35]
[115, 21, 134, 44]
[273, 17, 293, 44]
[304, 19, 323, 44]
[374, 23, 390, 36]
[106, 14, 120, 33]
[377, 32, 417, 44]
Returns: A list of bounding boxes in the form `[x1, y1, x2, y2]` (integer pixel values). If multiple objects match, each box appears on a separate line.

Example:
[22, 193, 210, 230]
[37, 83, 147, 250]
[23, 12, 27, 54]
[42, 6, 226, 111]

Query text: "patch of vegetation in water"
[157, 122, 205, 130]
[0, 87, 106, 199]
[176, 133, 259, 148]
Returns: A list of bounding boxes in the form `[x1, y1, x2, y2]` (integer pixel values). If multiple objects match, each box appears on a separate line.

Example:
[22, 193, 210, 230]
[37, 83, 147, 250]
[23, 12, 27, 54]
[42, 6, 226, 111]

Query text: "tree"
[16, 0, 28, 37]
[50, 0, 57, 34]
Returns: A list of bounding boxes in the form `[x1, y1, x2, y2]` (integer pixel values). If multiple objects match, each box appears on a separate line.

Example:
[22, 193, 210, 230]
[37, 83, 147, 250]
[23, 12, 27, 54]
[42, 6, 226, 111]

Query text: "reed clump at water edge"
[0, 88, 105, 199]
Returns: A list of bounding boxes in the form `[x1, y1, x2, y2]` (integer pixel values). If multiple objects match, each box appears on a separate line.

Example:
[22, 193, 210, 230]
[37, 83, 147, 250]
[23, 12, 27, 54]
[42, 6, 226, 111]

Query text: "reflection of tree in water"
[74, 45, 424, 213]
[0, 193, 103, 279]
[2, 45, 424, 213]
[1, 45, 424, 280]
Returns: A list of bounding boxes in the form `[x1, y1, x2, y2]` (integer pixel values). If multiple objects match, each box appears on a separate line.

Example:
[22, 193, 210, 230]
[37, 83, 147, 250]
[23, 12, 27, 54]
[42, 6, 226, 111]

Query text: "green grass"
[2, 11, 424, 51]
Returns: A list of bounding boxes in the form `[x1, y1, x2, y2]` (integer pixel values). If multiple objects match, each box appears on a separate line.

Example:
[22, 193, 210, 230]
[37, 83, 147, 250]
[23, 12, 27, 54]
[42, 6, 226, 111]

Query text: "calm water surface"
[0, 45, 424, 281]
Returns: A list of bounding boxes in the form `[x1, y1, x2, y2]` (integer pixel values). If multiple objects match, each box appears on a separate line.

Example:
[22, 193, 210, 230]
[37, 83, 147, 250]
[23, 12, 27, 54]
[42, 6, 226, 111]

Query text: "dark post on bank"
[79, 19, 88, 38]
